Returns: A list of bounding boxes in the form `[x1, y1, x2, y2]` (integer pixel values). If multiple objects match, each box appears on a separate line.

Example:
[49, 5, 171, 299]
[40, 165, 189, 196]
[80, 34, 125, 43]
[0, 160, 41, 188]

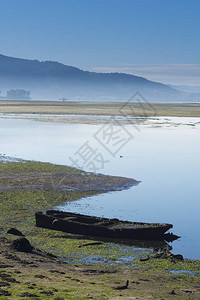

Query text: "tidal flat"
[0, 101, 200, 125]
[0, 160, 200, 299]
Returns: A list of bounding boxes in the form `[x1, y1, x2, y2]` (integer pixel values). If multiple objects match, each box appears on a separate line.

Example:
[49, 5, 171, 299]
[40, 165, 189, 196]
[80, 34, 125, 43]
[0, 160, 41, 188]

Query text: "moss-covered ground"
[0, 161, 148, 265]
[0, 160, 200, 299]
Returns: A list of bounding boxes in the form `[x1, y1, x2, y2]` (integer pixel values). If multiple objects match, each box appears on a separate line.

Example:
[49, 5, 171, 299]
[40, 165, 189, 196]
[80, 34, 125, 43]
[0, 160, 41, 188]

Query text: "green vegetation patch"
[0, 160, 150, 266]
[0, 160, 81, 174]
[0, 269, 96, 300]
[0, 188, 151, 265]
[134, 256, 200, 276]
[0, 160, 200, 274]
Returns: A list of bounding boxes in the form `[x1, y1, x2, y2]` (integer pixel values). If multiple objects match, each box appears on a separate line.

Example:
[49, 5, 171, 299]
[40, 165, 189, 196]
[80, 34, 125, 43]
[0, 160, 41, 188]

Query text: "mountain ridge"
[0, 54, 194, 101]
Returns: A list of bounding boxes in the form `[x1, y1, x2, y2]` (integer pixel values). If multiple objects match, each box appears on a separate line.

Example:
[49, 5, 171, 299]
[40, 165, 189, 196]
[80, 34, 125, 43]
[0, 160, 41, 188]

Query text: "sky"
[0, 0, 200, 85]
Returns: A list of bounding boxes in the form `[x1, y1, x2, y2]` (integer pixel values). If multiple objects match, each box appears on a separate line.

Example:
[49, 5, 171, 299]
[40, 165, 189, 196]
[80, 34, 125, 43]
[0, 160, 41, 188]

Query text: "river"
[1, 115, 200, 259]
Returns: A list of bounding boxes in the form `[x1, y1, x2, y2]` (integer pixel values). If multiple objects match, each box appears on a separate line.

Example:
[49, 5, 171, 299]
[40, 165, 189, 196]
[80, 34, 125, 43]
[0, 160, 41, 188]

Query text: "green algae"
[133, 256, 200, 276]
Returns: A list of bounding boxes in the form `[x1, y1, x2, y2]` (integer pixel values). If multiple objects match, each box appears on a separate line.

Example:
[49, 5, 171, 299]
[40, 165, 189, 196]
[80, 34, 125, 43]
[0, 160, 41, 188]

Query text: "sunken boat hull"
[35, 210, 173, 241]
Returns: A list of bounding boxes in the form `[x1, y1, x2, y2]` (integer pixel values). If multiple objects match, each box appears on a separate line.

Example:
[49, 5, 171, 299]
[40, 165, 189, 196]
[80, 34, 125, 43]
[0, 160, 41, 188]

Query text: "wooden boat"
[35, 210, 175, 241]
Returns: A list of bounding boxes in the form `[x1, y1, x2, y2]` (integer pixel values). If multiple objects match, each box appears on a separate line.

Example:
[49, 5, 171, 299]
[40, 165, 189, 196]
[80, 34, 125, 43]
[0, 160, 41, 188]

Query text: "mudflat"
[0, 160, 200, 299]
[0, 100, 200, 117]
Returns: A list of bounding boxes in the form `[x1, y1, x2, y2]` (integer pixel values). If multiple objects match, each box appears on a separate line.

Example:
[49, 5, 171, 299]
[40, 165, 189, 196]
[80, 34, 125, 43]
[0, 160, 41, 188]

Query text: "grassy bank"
[0, 160, 140, 264]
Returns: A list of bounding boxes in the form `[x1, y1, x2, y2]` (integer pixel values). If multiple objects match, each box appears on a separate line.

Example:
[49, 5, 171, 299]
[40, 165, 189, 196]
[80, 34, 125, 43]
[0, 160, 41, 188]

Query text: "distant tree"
[0, 91, 5, 100]
[6, 89, 31, 100]
[59, 97, 68, 102]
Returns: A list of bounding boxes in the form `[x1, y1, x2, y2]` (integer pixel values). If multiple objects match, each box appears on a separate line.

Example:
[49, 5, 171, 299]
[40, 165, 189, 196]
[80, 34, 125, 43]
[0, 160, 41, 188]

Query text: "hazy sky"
[0, 0, 200, 85]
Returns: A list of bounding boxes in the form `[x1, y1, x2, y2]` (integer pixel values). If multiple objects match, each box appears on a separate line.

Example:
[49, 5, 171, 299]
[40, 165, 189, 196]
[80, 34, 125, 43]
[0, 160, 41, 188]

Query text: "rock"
[181, 289, 193, 293]
[20, 292, 39, 297]
[140, 256, 150, 261]
[173, 254, 184, 261]
[0, 290, 11, 296]
[152, 250, 184, 262]
[114, 280, 129, 290]
[7, 228, 24, 236]
[40, 291, 54, 295]
[164, 233, 180, 242]
[35, 274, 48, 279]
[11, 238, 33, 253]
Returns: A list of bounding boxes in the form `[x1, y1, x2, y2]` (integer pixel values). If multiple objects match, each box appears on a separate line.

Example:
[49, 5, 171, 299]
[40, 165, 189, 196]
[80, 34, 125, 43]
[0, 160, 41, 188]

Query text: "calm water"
[1, 116, 200, 259]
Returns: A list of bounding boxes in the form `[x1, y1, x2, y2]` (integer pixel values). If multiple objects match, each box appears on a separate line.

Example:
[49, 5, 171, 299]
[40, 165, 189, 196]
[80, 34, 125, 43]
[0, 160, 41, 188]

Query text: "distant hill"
[170, 84, 200, 93]
[0, 54, 195, 101]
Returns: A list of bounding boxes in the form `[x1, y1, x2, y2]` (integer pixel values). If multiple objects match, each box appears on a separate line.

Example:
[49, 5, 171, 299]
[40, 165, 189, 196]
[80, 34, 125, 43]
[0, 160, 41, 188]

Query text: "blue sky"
[0, 0, 200, 85]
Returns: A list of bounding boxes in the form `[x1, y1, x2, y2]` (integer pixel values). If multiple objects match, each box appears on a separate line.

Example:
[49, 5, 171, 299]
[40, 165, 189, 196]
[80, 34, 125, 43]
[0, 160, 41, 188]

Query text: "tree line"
[0, 89, 31, 100]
